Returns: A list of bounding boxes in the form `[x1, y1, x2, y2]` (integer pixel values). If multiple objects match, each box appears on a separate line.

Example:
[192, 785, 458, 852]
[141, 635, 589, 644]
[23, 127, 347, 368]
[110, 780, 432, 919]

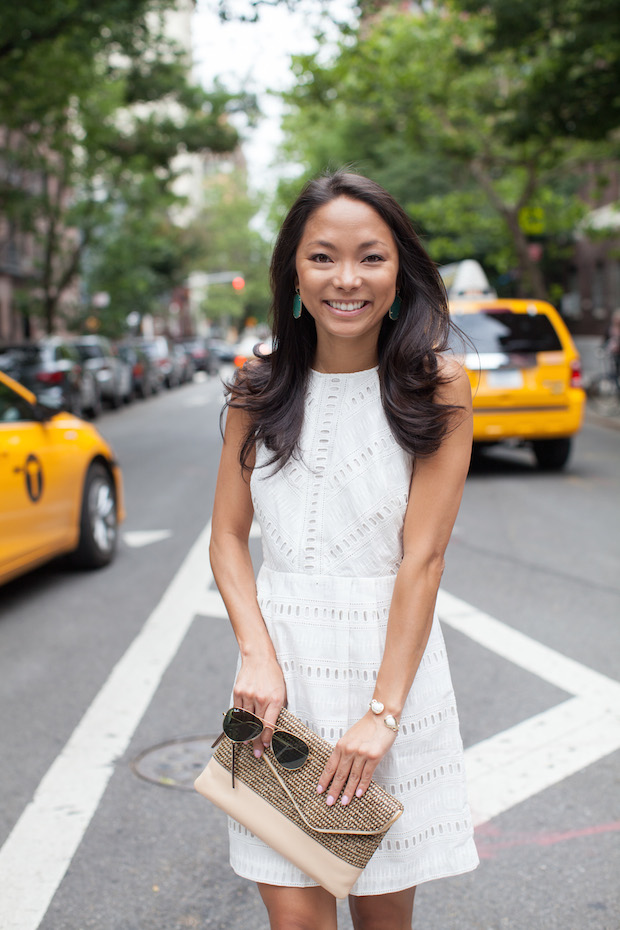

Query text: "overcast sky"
[192, 0, 354, 189]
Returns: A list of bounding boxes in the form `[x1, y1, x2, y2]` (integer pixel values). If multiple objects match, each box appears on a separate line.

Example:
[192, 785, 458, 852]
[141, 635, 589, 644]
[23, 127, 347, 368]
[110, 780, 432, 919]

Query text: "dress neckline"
[309, 366, 378, 378]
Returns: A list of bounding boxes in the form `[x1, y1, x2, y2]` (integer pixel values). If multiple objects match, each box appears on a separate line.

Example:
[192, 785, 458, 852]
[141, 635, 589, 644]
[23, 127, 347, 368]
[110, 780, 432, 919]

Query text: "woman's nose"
[333, 263, 362, 289]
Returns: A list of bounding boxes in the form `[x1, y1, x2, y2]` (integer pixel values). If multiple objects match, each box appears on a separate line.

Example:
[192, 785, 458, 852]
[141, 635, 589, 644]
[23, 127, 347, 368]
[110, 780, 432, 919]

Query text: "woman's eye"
[311, 253, 332, 263]
[364, 254, 384, 263]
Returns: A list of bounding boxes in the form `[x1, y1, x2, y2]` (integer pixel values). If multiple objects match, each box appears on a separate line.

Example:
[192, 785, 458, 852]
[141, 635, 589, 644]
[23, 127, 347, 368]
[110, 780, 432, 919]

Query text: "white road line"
[437, 590, 620, 702]
[123, 529, 173, 548]
[465, 699, 620, 826]
[0, 520, 214, 930]
[437, 590, 620, 827]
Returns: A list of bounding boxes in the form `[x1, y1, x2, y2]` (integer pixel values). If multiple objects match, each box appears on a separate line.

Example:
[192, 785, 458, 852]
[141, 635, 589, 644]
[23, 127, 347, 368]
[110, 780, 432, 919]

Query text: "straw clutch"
[194, 707, 404, 899]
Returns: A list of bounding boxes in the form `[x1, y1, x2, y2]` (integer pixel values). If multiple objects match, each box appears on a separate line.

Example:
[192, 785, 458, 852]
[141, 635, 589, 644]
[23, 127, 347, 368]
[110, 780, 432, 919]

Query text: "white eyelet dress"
[228, 367, 479, 894]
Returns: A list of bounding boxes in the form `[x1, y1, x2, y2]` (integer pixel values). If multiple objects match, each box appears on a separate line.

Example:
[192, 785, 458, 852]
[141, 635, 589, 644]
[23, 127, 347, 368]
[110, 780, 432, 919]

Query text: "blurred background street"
[2, 0, 620, 928]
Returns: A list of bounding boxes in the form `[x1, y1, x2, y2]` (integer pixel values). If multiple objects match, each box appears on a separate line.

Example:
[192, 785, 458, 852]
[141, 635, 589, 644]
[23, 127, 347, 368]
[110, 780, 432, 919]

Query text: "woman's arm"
[317, 359, 473, 805]
[209, 404, 286, 752]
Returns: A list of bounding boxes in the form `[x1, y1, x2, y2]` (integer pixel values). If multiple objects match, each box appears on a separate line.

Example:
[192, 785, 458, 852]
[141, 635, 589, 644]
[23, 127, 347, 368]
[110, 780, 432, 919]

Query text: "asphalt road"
[1, 374, 618, 930]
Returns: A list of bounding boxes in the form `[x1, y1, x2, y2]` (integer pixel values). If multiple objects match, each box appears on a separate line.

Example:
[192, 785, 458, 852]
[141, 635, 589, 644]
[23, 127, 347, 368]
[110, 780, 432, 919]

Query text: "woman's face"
[294, 196, 399, 350]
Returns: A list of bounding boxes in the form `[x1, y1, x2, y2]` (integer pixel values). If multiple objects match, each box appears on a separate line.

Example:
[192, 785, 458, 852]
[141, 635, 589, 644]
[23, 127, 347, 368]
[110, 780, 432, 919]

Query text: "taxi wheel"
[532, 438, 572, 471]
[72, 463, 118, 568]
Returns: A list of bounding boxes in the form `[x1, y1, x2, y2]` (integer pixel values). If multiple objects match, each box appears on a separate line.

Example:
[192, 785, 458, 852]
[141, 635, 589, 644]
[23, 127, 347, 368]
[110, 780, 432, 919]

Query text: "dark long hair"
[227, 170, 459, 472]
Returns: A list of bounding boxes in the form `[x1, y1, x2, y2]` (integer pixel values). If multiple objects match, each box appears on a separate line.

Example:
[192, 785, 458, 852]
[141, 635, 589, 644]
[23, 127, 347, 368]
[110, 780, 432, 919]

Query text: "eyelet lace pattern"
[228, 369, 478, 893]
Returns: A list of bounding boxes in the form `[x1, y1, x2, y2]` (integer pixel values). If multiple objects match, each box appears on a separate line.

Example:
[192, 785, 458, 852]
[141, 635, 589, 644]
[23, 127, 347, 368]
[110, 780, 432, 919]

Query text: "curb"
[585, 404, 620, 432]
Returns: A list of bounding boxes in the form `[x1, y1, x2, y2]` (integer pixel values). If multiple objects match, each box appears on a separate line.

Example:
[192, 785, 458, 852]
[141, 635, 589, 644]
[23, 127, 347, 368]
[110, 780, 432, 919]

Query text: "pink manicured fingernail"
[341, 795, 349, 806]
[326, 795, 335, 806]
[316, 785, 324, 794]
[355, 788, 363, 798]
[254, 749, 262, 758]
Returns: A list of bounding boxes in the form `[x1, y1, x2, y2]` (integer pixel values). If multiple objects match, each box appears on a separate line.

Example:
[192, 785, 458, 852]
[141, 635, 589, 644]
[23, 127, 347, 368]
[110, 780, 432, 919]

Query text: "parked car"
[180, 338, 219, 375]
[450, 298, 586, 470]
[207, 337, 238, 364]
[0, 369, 125, 586]
[172, 343, 195, 384]
[72, 335, 132, 408]
[135, 336, 179, 389]
[0, 338, 99, 418]
[117, 343, 160, 398]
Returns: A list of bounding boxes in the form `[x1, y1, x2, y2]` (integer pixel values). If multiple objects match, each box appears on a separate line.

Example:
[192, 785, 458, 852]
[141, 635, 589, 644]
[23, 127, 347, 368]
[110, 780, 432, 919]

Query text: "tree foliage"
[186, 171, 272, 325]
[80, 177, 193, 338]
[0, 1, 251, 333]
[452, 0, 620, 142]
[276, 5, 598, 297]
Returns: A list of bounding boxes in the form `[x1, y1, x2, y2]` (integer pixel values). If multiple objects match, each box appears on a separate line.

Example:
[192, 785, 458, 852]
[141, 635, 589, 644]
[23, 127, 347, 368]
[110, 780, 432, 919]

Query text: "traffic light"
[232, 276, 245, 291]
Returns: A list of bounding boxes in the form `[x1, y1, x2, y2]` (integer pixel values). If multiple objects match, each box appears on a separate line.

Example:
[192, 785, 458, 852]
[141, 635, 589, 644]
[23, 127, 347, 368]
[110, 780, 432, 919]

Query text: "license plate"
[487, 370, 524, 388]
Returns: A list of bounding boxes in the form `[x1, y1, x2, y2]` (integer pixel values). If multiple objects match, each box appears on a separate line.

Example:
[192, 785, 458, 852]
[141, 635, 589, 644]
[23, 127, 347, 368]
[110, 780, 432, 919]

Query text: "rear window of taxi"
[450, 309, 562, 356]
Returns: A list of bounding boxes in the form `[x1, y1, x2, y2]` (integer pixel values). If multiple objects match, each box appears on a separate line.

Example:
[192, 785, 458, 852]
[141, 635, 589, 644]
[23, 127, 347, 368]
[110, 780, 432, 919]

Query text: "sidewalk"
[574, 335, 620, 430]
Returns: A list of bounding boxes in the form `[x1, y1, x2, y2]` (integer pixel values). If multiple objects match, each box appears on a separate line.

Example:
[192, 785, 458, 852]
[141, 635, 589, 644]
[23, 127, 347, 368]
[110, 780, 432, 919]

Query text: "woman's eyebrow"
[359, 240, 389, 249]
[305, 239, 336, 249]
[304, 239, 390, 249]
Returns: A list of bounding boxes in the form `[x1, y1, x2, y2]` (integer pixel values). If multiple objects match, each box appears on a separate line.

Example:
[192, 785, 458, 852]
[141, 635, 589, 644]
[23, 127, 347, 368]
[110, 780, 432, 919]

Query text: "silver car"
[73, 336, 132, 408]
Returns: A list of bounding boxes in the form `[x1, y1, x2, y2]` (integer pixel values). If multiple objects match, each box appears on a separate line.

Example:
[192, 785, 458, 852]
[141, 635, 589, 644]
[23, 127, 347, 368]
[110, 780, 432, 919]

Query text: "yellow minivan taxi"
[450, 299, 586, 470]
[0, 369, 125, 586]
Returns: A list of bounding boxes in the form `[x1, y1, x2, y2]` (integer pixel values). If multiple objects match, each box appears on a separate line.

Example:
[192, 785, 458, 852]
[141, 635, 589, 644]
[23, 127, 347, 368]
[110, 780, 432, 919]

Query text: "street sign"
[518, 206, 545, 235]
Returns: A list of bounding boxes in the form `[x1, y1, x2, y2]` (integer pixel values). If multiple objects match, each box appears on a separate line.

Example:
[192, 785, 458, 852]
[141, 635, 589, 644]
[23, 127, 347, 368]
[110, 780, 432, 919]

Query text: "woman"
[209, 171, 479, 930]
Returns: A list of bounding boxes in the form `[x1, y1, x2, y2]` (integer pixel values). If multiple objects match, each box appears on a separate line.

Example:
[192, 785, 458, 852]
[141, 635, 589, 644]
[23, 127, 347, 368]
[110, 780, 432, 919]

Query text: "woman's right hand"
[233, 654, 287, 758]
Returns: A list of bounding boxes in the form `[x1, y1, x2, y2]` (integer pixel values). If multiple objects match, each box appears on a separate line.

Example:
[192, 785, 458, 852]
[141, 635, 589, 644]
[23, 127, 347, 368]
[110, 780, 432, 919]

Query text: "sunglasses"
[212, 708, 310, 788]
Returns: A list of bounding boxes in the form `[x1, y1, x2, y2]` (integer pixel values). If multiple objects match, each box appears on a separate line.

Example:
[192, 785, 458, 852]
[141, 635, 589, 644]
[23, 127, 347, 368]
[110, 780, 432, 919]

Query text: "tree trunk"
[469, 158, 549, 301]
[44, 293, 56, 334]
[503, 209, 549, 300]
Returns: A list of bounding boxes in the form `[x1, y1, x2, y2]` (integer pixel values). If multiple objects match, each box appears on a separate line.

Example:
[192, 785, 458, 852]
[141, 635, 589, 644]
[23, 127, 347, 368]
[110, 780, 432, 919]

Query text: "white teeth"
[328, 301, 366, 311]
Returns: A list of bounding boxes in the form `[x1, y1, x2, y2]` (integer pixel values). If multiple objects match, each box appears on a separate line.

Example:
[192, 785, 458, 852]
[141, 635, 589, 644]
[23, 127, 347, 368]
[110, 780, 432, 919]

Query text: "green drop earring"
[293, 291, 302, 319]
[389, 293, 401, 321]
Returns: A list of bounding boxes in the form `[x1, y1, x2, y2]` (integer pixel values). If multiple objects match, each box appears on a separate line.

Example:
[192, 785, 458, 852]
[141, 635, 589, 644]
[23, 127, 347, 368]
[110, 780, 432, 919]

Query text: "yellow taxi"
[450, 298, 586, 470]
[0, 369, 125, 586]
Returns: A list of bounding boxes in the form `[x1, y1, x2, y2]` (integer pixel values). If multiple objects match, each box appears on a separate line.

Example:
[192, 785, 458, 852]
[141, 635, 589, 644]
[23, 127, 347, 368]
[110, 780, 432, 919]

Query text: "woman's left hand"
[317, 713, 397, 806]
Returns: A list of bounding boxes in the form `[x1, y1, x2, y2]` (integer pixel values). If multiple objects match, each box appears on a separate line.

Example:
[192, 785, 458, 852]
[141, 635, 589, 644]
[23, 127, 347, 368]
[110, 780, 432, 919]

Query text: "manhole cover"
[131, 736, 216, 791]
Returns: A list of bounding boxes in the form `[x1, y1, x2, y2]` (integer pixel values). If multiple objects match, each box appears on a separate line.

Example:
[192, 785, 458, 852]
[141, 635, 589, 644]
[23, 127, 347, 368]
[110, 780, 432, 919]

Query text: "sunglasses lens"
[223, 708, 263, 742]
[272, 731, 309, 770]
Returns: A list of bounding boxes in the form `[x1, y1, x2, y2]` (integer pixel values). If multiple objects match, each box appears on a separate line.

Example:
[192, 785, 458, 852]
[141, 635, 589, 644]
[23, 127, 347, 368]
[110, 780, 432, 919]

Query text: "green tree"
[0, 1, 247, 333]
[451, 0, 620, 143]
[277, 7, 594, 297]
[80, 176, 193, 338]
[187, 171, 272, 326]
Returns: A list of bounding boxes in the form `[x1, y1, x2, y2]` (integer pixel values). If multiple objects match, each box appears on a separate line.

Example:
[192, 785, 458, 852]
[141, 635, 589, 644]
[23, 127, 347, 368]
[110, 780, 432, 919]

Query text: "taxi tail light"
[570, 359, 583, 389]
[36, 371, 63, 384]
[233, 354, 247, 368]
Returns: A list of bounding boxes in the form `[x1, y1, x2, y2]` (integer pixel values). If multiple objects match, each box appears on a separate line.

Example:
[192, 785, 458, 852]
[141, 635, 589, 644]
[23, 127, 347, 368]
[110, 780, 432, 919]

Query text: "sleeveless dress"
[228, 367, 479, 895]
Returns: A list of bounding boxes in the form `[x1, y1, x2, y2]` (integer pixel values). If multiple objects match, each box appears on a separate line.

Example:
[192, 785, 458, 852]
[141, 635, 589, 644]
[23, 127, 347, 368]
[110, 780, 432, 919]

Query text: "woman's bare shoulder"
[435, 354, 472, 407]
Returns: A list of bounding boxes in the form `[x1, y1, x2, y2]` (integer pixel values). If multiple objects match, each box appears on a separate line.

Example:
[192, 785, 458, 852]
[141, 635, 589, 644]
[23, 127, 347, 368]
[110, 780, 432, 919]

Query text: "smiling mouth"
[325, 300, 368, 311]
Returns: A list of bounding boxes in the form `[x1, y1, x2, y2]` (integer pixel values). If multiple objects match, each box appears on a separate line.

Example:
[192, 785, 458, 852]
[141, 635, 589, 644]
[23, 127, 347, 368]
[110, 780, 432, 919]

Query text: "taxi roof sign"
[439, 260, 497, 299]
